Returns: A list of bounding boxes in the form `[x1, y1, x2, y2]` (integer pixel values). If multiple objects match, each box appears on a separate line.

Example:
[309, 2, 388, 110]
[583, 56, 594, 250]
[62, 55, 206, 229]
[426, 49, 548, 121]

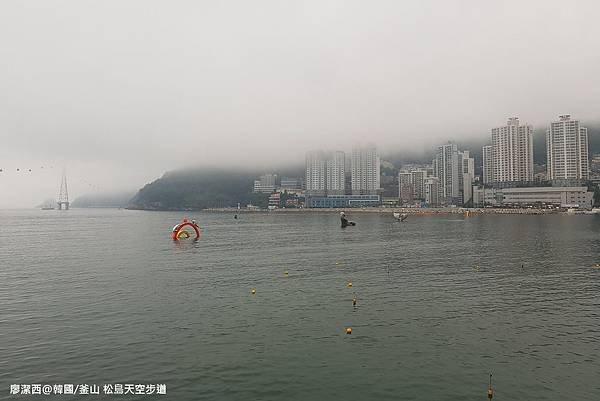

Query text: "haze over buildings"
[2, 1, 600, 207]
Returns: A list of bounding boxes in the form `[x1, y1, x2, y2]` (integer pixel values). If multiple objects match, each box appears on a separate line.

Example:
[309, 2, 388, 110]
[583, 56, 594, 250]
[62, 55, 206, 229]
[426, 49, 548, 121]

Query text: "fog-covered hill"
[128, 168, 271, 210]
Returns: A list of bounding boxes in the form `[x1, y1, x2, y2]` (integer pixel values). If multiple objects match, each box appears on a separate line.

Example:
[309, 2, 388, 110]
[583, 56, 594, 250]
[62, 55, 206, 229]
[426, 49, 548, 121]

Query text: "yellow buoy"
[346, 327, 352, 335]
[347, 282, 353, 288]
[352, 297, 357, 306]
[251, 288, 256, 295]
[284, 271, 289, 276]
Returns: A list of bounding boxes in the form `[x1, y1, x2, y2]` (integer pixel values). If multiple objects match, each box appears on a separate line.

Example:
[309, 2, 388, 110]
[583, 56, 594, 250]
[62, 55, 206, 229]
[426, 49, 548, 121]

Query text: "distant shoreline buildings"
[305, 150, 346, 196]
[304, 145, 382, 208]
[474, 114, 592, 208]
[251, 114, 597, 210]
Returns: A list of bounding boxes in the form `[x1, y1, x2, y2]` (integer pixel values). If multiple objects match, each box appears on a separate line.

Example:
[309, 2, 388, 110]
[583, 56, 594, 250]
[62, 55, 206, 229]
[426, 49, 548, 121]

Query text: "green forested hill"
[128, 168, 270, 210]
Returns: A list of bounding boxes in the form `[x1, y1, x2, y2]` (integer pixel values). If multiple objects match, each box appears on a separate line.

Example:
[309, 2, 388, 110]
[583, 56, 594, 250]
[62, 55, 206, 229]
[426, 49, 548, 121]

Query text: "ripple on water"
[1, 210, 600, 400]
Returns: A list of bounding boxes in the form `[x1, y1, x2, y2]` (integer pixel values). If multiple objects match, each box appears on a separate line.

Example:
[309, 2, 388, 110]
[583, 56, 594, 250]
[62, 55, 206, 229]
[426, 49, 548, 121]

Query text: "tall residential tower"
[433, 143, 460, 204]
[326, 151, 346, 195]
[491, 117, 534, 184]
[546, 115, 589, 182]
[305, 150, 346, 196]
[305, 151, 327, 196]
[482, 145, 493, 185]
[351, 145, 380, 195]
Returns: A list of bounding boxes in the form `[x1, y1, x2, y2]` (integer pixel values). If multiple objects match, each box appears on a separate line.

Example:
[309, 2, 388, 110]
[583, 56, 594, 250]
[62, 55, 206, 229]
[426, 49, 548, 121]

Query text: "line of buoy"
[247, 263, 501, 395]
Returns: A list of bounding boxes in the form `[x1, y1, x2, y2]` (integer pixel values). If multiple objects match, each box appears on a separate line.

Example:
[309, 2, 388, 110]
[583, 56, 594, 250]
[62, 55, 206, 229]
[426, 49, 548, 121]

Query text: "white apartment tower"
[546, 115, 589, 181]
[305, 151, 327, 196]
[482, 145, 493, 184]
[306, 150, 345, 196]
[351, 145, 380, 195]
[433, 143, 460, 204]
[326, 151, 346, 195]
[491, 117, 534, 183]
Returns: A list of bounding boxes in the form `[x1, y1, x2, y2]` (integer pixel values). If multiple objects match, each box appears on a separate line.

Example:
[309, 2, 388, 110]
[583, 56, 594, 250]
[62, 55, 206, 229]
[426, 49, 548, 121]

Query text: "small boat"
[393, 212, 408, 222]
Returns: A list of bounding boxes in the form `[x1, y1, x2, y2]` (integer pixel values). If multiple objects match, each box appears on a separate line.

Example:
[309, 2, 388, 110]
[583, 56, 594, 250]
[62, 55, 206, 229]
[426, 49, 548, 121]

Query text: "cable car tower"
[57, 169, 69, 210]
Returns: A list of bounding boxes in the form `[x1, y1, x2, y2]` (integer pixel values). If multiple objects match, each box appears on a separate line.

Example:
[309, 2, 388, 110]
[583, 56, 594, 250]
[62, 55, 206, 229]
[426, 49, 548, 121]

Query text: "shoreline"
[199, 207, 561, 215]
[126, 206, 600, 215]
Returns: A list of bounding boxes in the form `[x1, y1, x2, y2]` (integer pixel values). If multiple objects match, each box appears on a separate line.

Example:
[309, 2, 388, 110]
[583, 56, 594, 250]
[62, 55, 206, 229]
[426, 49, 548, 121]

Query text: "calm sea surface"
[1, 209, 600, 400]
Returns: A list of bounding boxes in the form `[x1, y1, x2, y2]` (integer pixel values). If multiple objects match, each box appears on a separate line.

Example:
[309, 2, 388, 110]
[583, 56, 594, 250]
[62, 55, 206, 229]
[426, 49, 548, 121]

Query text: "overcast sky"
[1, 0, 599, 207]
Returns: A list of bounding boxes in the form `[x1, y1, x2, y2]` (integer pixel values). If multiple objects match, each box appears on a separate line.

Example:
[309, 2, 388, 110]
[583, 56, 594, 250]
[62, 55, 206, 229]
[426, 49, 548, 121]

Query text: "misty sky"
[1, 0, 600, 207]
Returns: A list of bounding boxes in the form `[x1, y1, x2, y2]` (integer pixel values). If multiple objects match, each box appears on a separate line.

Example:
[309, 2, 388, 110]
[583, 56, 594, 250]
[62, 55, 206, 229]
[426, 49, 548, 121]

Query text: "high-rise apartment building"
[546, 115, 589, 182]
[482, 145, 493, 185]
[398, 167, 433, 204]
[424, 177, 440, 206]
[253, 173, 277, 193]
[398, 171, 413, 204]
[491, 117, 534, 183]
[305, 151, 327, 196]
[326, 151, 346, 195]
[433, 143, 460, 204]
[432, 143, 474, 205]
[460, 151, 475, 205]
[306, 150, 346, 196]
[351, 145, 380, 195]
[411, 169, 430, 200]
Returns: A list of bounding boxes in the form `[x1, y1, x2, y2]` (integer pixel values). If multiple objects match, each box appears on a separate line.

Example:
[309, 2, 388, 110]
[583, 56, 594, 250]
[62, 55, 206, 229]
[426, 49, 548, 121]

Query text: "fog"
[1, 0, 599, 207]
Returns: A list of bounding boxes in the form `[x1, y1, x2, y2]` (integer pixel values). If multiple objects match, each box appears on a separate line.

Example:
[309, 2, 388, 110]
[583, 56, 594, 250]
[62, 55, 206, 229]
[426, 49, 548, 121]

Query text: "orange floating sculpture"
[171, 218, 200, 241]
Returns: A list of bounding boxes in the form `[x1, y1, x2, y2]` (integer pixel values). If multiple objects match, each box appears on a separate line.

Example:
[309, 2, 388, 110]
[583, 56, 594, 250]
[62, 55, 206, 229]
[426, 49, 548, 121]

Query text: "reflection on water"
[1, 209, 600, 400]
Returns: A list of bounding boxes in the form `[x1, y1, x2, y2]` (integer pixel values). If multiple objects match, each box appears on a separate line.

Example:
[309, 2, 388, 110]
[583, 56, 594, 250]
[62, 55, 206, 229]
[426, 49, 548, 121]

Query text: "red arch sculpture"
[171, 218, 201, 240]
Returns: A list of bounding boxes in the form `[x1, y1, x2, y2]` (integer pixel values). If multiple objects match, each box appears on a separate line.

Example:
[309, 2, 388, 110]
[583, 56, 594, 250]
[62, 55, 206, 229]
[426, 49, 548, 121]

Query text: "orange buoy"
[347, 282, 352, 288]
[346, 327, 352, 335]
